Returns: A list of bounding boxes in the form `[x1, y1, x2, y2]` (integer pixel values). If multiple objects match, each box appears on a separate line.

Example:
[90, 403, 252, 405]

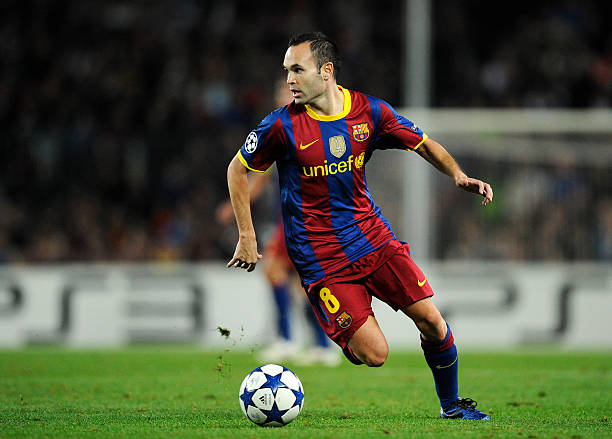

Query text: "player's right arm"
[216, 170, 272, 226]
[226, 108, 289, 271]
[227, 154, 262, 272]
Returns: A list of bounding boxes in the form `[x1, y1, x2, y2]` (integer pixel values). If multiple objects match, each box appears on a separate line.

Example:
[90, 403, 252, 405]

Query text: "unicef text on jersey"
[302, 152, 365, 177]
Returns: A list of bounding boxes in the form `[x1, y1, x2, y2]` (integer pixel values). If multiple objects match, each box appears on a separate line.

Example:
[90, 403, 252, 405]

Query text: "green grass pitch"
[0, 348, 610, 438]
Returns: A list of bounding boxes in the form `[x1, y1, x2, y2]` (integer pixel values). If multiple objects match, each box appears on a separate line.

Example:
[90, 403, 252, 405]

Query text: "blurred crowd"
[0, 0, 610, 263]
[435, 144, 612, 261]
[434, 0, 612, 107]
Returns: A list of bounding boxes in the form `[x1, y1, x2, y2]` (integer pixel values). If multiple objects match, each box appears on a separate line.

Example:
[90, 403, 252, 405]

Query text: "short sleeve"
[373, 100, 428, 151]
[238, 109, 288, 172]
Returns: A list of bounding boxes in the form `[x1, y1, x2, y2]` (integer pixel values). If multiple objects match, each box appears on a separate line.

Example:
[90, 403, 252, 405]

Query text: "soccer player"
[226, 32, 493, 420]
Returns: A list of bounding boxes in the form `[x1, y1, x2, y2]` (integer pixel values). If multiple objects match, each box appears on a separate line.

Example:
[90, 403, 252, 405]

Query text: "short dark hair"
[288, 32, 341, 78]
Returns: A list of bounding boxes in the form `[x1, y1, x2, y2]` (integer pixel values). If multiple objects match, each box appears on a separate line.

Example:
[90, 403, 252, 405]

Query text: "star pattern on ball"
[293, 388, 304, 407]
[260, 371, 293, 424]
[263, 399, 288, 424]
[263, 372, 285, 394]
[239, 387, 257, 406]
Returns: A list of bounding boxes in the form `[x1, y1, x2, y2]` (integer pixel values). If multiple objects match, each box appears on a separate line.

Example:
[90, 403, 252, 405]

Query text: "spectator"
[0, 0, 609, 263]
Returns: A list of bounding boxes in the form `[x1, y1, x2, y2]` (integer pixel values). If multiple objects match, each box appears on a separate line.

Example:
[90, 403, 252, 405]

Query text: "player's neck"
[307, 83, 344, 117]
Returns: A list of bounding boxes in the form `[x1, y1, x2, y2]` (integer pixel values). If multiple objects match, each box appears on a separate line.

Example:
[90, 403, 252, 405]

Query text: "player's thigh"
[306, 282, 373, 348]
[365, 243, 434, 311]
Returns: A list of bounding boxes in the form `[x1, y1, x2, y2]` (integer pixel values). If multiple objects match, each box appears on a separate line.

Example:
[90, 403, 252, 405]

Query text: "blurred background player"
[216, 78, 340, 366]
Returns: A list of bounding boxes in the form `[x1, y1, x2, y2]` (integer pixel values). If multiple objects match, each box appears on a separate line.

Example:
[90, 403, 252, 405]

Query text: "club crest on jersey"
[336, 311, 352, 329]
[352, 122, 370, 142]
[329, 136, 346, 158]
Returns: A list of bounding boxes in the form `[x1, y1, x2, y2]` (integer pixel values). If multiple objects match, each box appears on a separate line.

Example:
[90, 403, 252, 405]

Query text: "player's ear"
[321, 62, 334, 80]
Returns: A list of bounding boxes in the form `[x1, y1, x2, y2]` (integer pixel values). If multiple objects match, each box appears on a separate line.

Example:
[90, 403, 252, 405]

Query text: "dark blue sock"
[304, 303, 329, 348]
[421, 323, 459, 410]
[272, 284, 291, 340]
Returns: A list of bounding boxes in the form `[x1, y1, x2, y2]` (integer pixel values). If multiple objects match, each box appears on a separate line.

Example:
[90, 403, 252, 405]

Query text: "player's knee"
[423, 322, 447, 343]
[365, 351, 388, 367]
[416, 311, 446, 342]
[361, 344, 388, 367]
[348, 316, 389, 366]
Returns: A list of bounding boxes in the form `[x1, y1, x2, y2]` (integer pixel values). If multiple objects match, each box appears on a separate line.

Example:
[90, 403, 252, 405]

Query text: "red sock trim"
[421, 325, 455, 352]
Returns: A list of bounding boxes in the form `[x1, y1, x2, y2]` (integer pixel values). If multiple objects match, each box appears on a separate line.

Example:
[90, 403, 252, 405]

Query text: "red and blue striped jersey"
[238, 86, 428, 286]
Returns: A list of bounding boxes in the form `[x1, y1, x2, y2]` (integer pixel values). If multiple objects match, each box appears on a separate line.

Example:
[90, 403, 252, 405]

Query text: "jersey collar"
[304, 85, 351, 121]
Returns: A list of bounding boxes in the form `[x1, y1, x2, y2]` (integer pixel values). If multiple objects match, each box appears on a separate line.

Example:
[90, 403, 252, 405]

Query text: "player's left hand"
[455, 176, 493, 206]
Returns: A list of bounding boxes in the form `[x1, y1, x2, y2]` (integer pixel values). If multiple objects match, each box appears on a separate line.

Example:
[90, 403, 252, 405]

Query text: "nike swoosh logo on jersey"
[418, 278, 427, 287]
[299, 139, 319, 150]
[435, 357, 457, 369]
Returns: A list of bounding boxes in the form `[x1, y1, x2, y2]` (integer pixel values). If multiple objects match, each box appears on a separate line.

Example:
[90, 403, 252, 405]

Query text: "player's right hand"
[227, 235, 262, 272]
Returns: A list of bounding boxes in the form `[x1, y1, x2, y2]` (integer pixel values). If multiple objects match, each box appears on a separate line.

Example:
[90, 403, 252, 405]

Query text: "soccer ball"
[238, 364, 304, 427]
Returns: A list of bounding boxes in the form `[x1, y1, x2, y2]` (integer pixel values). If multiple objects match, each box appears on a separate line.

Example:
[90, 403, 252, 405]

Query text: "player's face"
[283, 42, 326, 105]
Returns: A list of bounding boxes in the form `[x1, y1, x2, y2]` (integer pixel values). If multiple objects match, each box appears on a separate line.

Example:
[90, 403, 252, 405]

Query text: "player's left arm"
[415, 137, 493, 206]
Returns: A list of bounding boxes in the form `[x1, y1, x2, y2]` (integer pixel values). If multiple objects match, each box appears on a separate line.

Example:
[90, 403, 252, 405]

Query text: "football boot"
[440, 397, 490, 420]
